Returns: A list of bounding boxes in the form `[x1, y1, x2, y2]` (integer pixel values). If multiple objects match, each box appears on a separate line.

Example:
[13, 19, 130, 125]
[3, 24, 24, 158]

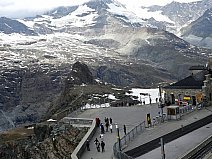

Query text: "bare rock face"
[46, 61, 96, 118]
[0, 63, 71, 130]
[65, 61, 95, 87]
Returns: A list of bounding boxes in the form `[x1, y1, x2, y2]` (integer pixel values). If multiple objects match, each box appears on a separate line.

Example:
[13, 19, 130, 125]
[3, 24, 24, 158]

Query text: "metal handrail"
[113, 121, 146, 159]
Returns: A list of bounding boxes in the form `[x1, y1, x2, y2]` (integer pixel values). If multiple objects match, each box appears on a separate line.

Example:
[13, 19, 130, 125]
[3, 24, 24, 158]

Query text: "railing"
[71, 119, 97, 159]
[113, 121, 146, 159]
[61, 117, 93, 125]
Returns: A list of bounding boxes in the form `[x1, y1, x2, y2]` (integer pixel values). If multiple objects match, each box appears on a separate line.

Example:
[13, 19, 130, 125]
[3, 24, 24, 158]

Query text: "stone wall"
[163, 88, 203, 105]
[202, 74, 212, 106]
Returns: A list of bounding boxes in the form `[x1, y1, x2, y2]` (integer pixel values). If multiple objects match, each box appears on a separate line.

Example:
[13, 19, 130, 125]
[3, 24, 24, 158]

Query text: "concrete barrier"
[71, 118, 97, 159]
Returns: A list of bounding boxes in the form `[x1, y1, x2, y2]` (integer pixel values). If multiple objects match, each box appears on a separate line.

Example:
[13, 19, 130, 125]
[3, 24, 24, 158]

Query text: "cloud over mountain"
[0, 0, 201, 18]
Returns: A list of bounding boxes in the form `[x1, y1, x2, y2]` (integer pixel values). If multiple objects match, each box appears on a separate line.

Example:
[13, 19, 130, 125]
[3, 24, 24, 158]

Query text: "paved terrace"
[74, 104, 212, 159]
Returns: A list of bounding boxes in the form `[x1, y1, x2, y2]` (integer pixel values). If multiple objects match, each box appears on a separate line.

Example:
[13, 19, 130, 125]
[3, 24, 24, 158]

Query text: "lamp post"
[161, 138, 165, 159]
[159, 85, 164, 123]
[116, 124, 121, 152]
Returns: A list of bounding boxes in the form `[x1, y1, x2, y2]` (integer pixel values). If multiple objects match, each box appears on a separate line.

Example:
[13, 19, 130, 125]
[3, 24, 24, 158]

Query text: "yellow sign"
[146, 113, 151, 125]
[183, 96, 191, 100]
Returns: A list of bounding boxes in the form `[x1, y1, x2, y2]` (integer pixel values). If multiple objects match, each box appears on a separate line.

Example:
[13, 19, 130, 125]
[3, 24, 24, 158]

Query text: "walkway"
[77, 103, 163, 159]
[75, 105, 212, 159]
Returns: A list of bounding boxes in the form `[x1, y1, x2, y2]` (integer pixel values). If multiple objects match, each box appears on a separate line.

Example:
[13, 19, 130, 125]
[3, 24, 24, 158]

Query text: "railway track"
[180, 136, 212, 159]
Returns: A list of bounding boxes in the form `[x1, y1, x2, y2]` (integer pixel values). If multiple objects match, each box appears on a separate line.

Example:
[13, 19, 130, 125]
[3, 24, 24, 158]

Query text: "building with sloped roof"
[162, 58, 212, 107]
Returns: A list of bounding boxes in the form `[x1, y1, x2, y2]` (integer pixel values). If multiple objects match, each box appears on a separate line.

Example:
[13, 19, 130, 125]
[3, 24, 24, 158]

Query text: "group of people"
[86, 117, 113, 153]
[96, 117, 113, 134]
[94, 138, 105, 152]
[86, 138, 105, 153]
[86, 117, 127, 154]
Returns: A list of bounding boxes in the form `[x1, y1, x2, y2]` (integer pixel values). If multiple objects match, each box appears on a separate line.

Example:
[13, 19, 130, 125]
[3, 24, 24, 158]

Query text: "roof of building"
[164, 71, 207, 89]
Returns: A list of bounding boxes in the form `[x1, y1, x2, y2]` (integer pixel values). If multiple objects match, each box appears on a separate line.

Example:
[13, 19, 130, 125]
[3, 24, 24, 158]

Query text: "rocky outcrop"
[0, 125, 88, 159]
[65, 61, 95, 87]
[47, 61, 96, 118]
[0, 63, 71, 130]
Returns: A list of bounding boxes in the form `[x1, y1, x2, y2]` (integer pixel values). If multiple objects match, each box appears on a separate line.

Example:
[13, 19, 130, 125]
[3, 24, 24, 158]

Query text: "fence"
[71, 119, 97, 159]
[113, 121, 146, 159]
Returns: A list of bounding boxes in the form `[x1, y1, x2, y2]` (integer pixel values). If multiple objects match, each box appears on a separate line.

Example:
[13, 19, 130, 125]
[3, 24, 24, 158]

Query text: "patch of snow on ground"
[108, 94, 117, 100]
[127, 88, 160, 104]
[17, 19, 35, 28]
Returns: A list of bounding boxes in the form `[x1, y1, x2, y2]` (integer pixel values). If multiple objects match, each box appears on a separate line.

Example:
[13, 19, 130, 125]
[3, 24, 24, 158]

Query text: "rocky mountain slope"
[181, 8, 212, 48]
[0, 123, 88, 159]
[0, 0, 211, 131]
[149, 0, 212, 33]
[1, 0, 211, 35]
[0, 17, 36, 35]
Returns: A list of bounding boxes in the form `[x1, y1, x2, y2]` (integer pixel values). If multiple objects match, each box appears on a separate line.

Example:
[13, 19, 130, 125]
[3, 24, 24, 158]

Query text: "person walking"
[94, 138, 100, 152]
[94, 138, 99, 146]
[105, 117, 109, 124]
[86, 140, 90, 151]
[101, 141, 105, 152]
[109, 117, 113, 124]
[105, 121, 109, 132]
[96, 118, 100, 127]
[96, 141, 100, 152]
[123, 124, 127, 135]
[100, 123, 105, 134]
[109, 124, 113, 133]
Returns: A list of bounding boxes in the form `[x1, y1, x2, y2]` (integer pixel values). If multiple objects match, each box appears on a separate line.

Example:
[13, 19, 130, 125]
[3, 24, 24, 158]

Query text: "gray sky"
[0, 0, 200, 19]
[0, 0, 90, 18]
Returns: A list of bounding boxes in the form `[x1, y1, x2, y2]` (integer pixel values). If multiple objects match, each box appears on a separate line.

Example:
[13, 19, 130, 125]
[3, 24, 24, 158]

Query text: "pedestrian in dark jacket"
[109, 117, 113, 124]
[94, 138, 99, 146]
[86, 140, 90, 151]
[100, 123, 105, 134]
[101, 141, 105, 152]
[105, 122, 109, 132]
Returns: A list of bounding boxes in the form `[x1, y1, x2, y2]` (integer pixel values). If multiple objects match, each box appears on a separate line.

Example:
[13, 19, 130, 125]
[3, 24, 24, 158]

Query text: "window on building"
[210, 93, 212, 101]
[168, 108, 176, 115]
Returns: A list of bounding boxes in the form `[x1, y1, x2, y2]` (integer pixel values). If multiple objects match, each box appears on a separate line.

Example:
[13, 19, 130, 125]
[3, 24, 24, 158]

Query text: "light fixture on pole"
[116, 124, 121, 151]
[159, 85, 164, 123]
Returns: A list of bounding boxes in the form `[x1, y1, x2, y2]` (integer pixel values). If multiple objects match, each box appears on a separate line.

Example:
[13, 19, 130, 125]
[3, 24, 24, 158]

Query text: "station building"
[162, 57, 212, 107]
